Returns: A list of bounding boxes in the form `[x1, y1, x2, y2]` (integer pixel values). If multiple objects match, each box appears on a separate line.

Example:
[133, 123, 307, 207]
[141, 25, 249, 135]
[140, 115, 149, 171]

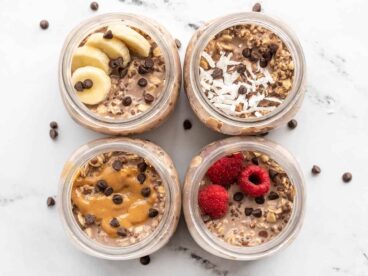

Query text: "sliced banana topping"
[71, 66, 111, 105]
[85, 32, 131, 67]
[71, 45, 110, 73]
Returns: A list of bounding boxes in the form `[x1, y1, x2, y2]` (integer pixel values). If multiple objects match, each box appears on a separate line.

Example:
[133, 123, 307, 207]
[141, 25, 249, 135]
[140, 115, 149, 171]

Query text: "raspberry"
[238, 165, 270, 197]
[206, 154, 243, 186]
[198, 185, 229, 219]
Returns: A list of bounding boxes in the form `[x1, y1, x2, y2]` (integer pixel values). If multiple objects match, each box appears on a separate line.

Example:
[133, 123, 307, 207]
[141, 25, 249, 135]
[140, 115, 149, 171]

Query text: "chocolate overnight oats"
[198, 151, 295, 247]
[71, 151, 166, 246]
[199, 24, 294, 119]
[71, 23, 166, 120]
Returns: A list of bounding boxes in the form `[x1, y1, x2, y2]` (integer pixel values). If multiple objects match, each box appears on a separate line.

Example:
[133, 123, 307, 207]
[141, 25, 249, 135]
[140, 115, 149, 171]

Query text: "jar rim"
[183, 136, 305, 260]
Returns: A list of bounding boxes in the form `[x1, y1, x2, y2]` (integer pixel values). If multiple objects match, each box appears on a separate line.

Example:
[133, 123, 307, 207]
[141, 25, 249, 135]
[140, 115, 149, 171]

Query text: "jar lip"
[183, 137, 305, 260]
[188, 12, 306, 126]
[59, 13, 178, 129]
[58, 137, 180, 260]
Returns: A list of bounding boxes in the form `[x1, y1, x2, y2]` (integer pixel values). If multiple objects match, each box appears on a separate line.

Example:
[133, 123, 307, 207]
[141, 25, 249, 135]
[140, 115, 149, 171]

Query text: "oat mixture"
[199, 24, 294, 119]
[71, 151, 166, 246]
[200, 151, 295, 247]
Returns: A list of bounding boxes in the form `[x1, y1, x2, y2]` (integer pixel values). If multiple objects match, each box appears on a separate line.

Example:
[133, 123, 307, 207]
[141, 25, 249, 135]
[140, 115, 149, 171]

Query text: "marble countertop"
[0, 0, 367, 275]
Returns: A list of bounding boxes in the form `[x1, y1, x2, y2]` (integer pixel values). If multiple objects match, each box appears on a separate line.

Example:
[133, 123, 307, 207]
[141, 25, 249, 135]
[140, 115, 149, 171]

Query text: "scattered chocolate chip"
[110, 218, 120, 228]
[252, 208, 262, 218]
[104, 187, 113, 196]
[244, 207, 253, 216]
[269, 169, 278, 180]
[183, 119, 192, 130]
[74, 81, 84, 92]
[252, 3, 262, 12]
[90, 1, 99, 11]
[137, 173, 146, 184]
[175, 38, 182, 49]
[236, 64, 246, 74]
[258, 230, 268, 238]
[255, 196, 265, 204]
[211, 68, 223, 79]
[342, 172, 352, 183]
[251, 157, 259, 165]
[103, 30, 113, 39]
[118, 67, 128, 78]
[269, 43, 279, 55]
[49, 129, 58, 140]
[144, 58, 154, 69]
[262, 51, 273, 62]
[84, 214, 96, 225]
[96, 180, 108, 192]
[233, 192, 244, 202]
[49, 121, 58, 129]
[47, 197, 55, 207]
[109, 59, 120, 69]
[138, 78, 148, 87]
[148, 208, 159, 218]
[249, 49, 261, 62]
[137, 162, 147, 172]
[112, 160, 123, 171]
[238, 85, 247, 95]
[112, 194, 123, 204]
[268, 191, 279, 200]
[259, 58, 268, 68]
[202, 215, 211, 222]
[140, 255, 150, 265]
[40, 20, 49, 30]
[141, 187, 151, 197]
[138, 65, 149, 74]
[122, 96, 132, 106]
[242, 48, 252, 58]
[312, 165, 321, 175]
[144, 93, 154, 103]
[83, 79, 93, 89]
[288, 119, 298, 129]
[117, 227, 128, 237]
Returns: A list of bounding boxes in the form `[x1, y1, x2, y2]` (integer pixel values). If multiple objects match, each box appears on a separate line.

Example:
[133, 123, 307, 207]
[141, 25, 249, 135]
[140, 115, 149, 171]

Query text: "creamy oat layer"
[71, 24, 166, 120]
[71, 151, 166, 246]
[199, 24, 294, 119]
[201, 151, 295, 247]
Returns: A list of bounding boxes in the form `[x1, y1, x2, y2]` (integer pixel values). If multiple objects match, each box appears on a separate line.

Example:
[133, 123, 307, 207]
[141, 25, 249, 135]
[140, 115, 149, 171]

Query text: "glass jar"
[59, 13, 181, 135]
[184, 12, 306, 135]
[58, 137, 181, 260]
[183, 136, 305, 260]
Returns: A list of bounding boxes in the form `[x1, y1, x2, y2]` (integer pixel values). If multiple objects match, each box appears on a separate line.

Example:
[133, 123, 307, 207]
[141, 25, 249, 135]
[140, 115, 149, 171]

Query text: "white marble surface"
[0, 0, 367, 275]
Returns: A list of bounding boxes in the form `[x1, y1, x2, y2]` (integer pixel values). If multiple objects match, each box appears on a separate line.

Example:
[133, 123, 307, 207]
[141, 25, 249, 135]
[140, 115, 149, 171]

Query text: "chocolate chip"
[238, 85, 247, 95]
[312, 165, 321, 175]
[103, 30, 113, 39]
[148, 208, 159, 218]
[140, 255, 150, 265]
[268, 191, 279, 200]
[49, 121, 58, 129]
[138, 78, 148, 87]
[249, 49, 261, 62]
[83, 79, 93, 89]
[47, 197, 55, 207]
[122, 96, 132, 106]
[138, 65, 149, 74]
[96, 180, 108, 192]
[40, 20, 49, 30]
[112, 194, 123, 204]
[144, 58, 154, 69]
[137, 173, 146, 184]
[183, 119, 192, 130]
[242, 48, 251, 58]
[269, 43, 279, 55]
[259, 58, 268, 68]
[251, 157, 259, 165]
[211, 68, 223, 79]
[342, 172, 352, 183]
[255, 196, 265, 204]
[90, 2, 99, 11]
[137, 162, 148, 172]
[269, 169, 278, 180]
[112, 160, 123, 171]
[141, 187, 151, 197]
[144, 93, 154, 103]
[119, 67, 128, 78]
[258, 230, 268, 238]
[117, 227, 128, 237]
[233, 192, 244, 202]
[109, 59, 120, 69]
[84, 214, 96, 225]
[262, 51, 273, 62]
[252, 208, 262, 218]
[237, 64, 246, 74]
[110, 218, 120, 228]
[252, 3, 261, 12]
[49, 129, 58, 140]
[104, 187, 113, 196]
[175, 38, 182, 49]
[288, 119, 298, 129]
[244, 207, 253, 216]
[74, 81, 84, 92]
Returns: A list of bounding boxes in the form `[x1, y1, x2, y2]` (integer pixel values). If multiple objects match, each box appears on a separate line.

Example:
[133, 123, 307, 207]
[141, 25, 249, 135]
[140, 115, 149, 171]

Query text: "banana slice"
[71, 66, 111, 105]
[85, 33, 131, 67]
[107, 24, 151, 57]
[71, 46, 110, 73]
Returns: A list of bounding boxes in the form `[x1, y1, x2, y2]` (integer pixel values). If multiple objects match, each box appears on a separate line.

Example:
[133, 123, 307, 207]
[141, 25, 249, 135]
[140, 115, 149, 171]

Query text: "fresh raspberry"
[198, 185, 229, 219]
[238, 165, 270, 197]
[206, 154, 243, 186]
